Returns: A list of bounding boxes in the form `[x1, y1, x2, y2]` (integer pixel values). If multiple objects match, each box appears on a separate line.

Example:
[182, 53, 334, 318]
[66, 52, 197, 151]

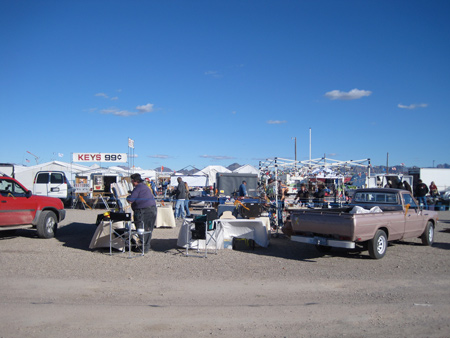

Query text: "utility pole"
[291, 137, 297, 168]
[386, 152, 389, 175]
[309, 128, 312, 168]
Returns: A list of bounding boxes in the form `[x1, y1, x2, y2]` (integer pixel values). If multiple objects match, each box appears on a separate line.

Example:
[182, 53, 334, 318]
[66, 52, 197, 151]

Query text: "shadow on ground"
[56, 222, 97, 251]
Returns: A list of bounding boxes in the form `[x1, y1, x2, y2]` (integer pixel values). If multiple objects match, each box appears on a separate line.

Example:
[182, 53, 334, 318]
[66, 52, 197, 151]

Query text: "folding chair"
[184, 215, 218, 257]
[108, 212, 132, 256]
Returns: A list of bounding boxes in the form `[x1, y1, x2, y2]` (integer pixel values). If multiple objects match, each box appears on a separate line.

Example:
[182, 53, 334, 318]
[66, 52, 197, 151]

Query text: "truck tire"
[420, 221, 434, 246]
[368, 229, 387, 259]
[36, 211, 57, 239]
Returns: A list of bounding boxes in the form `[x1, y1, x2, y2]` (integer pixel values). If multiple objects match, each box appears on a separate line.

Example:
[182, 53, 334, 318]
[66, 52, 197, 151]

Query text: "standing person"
[173, 177, 187, 219]
[403, 180, 412, 193]
[238, 180, 247, 197]
[127, 173, 157, 253]
[184, 181, 191, 218]
[414, 179, 429, 209]
[313, 184, 326, 207]
[294, 184, 309, 206]
[429, 181, 439, 197]
[266, 178, 275, 200]
[277, 180, 287, 226]
[150, 179, 157, 197]
[162, 179, 169, 198]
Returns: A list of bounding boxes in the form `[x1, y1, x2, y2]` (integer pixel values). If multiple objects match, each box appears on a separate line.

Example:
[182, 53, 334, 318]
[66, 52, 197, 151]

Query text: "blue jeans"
[277, 200, 285, 226]
[133, 206, 157, 251]
[184, 199, 191, 217]
[417, 196, 428, 209]
[174, 199, 186, 218]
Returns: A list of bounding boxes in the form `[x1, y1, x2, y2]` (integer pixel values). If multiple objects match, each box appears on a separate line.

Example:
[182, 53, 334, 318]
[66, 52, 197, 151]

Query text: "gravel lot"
[1, 208, 450, 337]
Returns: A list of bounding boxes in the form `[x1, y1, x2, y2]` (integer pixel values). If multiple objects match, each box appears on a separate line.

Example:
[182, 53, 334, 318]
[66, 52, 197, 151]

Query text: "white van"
[33, 171, 74, 205]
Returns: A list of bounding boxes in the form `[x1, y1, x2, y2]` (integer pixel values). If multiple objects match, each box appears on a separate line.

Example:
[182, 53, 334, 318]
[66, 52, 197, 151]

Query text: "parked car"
[33, 171, 74, 205]
[289, 188, 438, 259]
[0, 174, 66, 238]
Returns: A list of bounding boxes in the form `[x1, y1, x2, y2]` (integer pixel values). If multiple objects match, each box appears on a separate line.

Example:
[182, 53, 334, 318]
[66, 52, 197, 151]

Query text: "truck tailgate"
[291, 210, 355, 239]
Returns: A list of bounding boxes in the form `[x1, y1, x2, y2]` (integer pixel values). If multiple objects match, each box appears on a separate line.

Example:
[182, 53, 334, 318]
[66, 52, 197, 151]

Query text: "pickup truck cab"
[0, 174, 66, 238]
[289, 188, 438, 259]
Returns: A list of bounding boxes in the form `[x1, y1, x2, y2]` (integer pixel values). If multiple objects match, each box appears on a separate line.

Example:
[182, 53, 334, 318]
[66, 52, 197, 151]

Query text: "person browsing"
[126, 173, 157, 253]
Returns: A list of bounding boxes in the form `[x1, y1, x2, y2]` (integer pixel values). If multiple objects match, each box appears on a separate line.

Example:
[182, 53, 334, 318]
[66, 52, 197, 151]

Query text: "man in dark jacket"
[127, 173, 157, 253]
[173, 177, 187, 219]
[294, 184, 309, 206]
[415, 179, 429, 209]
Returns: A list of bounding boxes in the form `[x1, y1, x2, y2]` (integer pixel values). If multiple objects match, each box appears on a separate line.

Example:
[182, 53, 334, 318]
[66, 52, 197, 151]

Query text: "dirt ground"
[1, 208, 450, 338]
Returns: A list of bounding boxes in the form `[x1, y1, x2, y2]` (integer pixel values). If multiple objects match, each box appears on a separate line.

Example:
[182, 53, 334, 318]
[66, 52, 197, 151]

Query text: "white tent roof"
[194, 165, 231, 186]
[309, 167, 342, 179]
[233, 164, 259, 176]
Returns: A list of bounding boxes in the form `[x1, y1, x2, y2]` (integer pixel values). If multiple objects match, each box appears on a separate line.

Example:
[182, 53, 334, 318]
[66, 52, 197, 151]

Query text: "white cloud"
[325, 88, 372, 100]
[136, 103, 154, 113]
[100, 103, 155, 117]
[83, 108, 97, 113]
[100, 108, 138, 117]
[267, 120, 287, 124]
[110, 96, 119, 101]
[95, 93, 109, 98]
[204, 70, 221, 78]
[149, 154, 170, 159]
[397, 103, 428, 109]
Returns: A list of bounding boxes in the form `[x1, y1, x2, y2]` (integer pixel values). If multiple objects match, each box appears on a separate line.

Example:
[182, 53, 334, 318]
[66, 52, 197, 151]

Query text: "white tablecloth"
[155, 206, 176, 228]
[218, 219, 270, 248]
[177, 218, 270, 250]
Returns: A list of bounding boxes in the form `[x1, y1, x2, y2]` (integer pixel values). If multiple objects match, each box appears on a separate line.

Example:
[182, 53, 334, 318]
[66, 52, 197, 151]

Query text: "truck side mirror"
[26, 190, 32, 198]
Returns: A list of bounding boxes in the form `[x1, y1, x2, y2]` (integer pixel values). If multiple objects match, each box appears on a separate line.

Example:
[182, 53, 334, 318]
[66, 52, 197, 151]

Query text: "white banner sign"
[73, 153, 128, 163]
[74, 183, 91, 193]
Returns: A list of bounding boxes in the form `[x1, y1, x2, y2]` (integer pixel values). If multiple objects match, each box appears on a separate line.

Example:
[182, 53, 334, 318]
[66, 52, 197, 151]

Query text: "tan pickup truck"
[289, 188, 438, 259]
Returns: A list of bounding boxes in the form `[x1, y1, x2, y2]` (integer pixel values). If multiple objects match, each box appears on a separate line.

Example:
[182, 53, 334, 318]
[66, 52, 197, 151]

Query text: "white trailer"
[366, 174, 413, 189]
[408, 168, 450, 192]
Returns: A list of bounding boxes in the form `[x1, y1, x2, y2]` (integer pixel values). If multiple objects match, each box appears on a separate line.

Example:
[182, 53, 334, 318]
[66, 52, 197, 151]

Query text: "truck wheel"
[368, 230, 387, 259]
[36, 211, 57, 238]
[315, 245, 332, 254]
[420, 221, 434, 246]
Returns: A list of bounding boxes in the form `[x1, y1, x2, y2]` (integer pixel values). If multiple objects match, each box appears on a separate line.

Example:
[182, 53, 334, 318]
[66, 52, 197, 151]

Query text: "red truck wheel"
[368, 230, 387, 259]
[36, 211, 57, 239]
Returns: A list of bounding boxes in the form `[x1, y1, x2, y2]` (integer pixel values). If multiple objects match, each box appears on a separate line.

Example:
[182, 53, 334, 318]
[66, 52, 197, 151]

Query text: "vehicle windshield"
[353, 192, 398, 204]
[402, 193, 418, 209]
[0, 179, 27, 196]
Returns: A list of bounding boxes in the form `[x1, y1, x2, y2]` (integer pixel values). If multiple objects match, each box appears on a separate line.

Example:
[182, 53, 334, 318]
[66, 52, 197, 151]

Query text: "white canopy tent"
[170, 174, 208, 187]
[194, 165, 231, 186]
[233, 164, 259, 176]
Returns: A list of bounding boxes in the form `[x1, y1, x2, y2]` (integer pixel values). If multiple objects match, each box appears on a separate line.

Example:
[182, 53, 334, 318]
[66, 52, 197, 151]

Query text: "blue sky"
[1, 0, 449, 171]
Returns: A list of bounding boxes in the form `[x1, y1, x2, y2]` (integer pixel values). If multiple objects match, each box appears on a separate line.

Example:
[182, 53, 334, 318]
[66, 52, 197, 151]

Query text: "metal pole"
[295, 137, 297, 166]
[309, 128, 311, 168]
[386, 152, 389, 175]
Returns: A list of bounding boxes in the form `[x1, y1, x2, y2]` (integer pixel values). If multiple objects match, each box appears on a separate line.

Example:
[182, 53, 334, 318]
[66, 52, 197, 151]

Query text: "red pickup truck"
[0, 174, 66, 238]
